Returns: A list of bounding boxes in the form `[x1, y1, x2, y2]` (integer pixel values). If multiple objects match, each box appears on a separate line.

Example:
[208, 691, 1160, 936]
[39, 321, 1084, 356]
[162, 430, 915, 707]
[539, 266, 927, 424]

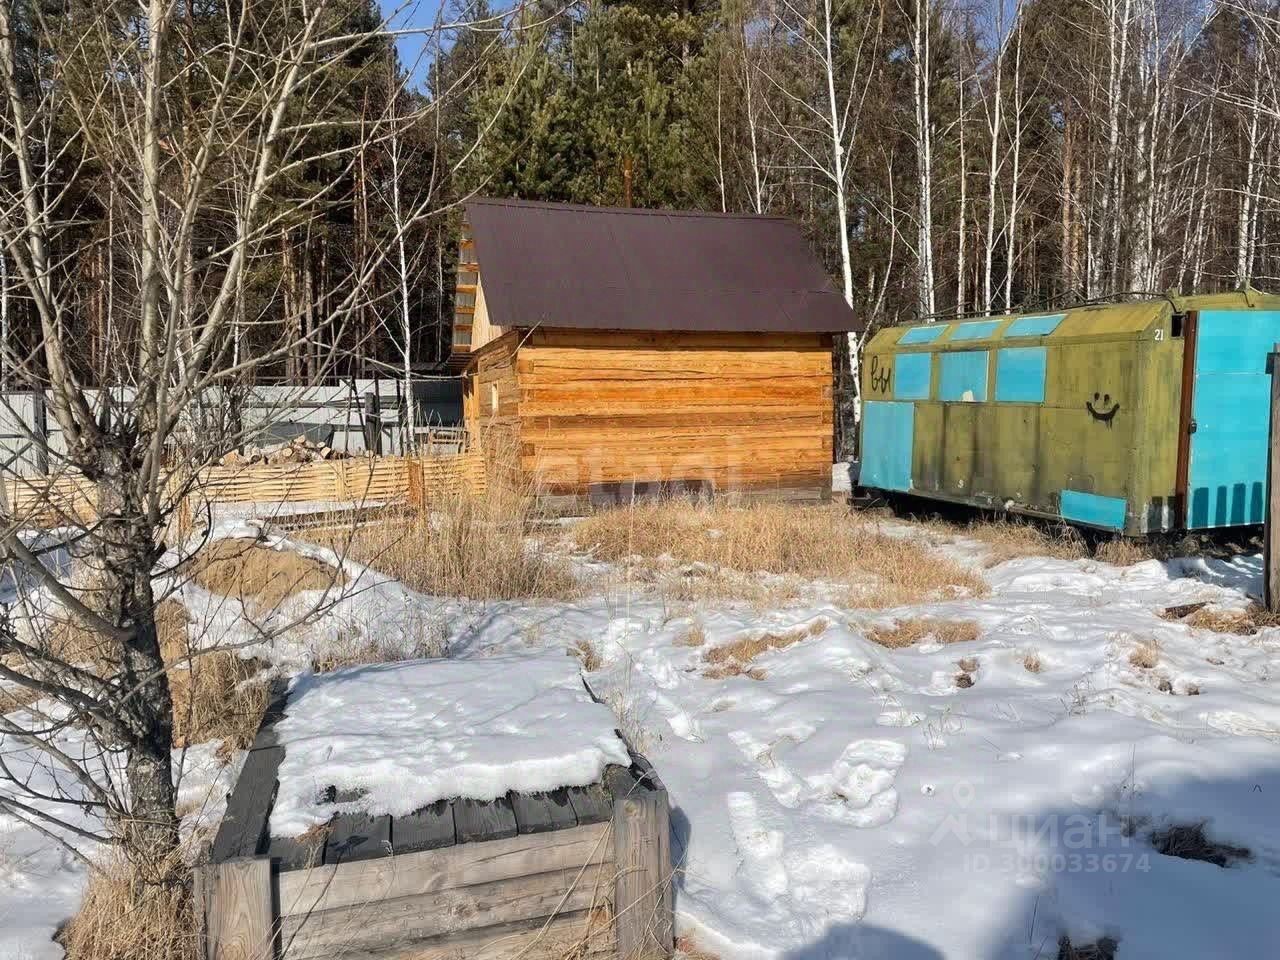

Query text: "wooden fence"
[191, 451, 485, 508]
[3, 450, 486, 531]
[197, 681, 673, 960]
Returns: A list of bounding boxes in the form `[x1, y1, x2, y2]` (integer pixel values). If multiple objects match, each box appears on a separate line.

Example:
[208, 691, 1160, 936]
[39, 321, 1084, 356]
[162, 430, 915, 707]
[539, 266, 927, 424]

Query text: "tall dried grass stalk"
[573, 501, 985, 608]
[310, 447, 577, 601]
[59, 849, 196, 960]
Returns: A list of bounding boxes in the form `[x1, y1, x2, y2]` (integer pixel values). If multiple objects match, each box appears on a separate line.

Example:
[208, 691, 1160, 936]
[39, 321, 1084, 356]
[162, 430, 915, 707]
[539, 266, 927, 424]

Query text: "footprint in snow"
[726, 791, 788, 899]
[810, 738, 909, 829]
[1205, 709, 1280, 741]
[729, 729, 804, 808]
[647, 689, 702, 742]
[726, 791, 871, 922]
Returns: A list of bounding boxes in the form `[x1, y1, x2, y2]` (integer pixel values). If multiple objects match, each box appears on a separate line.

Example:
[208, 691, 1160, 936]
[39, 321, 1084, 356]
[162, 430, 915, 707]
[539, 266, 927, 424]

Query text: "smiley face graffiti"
[1086, 391, 1120, 426]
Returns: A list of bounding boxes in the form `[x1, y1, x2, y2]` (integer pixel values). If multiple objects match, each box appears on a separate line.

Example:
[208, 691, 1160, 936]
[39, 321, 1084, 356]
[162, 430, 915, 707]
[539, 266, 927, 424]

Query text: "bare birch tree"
[760, 0, 882, 409]
[0, 0, 522, 870]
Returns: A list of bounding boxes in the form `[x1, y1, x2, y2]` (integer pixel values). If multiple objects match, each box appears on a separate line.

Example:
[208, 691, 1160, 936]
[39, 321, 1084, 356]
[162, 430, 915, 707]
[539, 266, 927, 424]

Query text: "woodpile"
[220, 436, 350, 467]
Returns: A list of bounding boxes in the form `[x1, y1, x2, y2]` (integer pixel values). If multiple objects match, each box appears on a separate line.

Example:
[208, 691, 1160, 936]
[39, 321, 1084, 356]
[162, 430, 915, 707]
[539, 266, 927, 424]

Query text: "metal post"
[362, 390, 382, 455]
[32, 391, 48, 475]
[1266, 344, 1280, 611]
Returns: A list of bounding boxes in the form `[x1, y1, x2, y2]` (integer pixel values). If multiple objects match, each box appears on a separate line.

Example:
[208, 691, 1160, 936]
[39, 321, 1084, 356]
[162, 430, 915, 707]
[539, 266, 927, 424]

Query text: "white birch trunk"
[983, 3, 1004, 315]
[1004, 4, 1024, 310]
[913, 0, 936, 317]
[1238, 69, 1262, 286]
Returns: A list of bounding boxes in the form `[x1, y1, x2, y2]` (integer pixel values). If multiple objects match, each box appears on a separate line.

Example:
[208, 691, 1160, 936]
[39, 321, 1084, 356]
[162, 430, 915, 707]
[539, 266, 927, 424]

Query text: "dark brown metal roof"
[465, 199, 859, 334]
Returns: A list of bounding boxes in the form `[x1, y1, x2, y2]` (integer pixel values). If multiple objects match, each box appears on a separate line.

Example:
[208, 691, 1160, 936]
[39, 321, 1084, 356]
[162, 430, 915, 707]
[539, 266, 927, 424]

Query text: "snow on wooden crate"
[196, 654, 673, 960]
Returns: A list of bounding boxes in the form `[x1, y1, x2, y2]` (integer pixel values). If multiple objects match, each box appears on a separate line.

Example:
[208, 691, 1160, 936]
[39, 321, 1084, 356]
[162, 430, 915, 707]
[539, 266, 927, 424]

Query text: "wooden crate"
[197, 687, 673, 960]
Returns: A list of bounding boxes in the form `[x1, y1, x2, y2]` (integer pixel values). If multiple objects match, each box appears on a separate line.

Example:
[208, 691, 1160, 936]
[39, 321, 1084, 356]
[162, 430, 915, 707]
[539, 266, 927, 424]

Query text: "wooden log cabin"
[451, 199, 858, 504]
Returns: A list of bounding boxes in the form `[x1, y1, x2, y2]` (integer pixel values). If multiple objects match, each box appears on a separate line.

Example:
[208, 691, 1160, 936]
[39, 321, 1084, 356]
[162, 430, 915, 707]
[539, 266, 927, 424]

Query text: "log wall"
[467, 328, 834, 498]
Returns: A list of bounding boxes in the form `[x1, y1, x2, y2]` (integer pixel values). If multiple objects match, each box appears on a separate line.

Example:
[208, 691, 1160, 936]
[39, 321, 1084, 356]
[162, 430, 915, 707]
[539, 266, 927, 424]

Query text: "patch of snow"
[446, 547, 1280, 958]
[10, 506, 1280, 959]
[0, 707, 237, 960]
[269, 653, 630, 836]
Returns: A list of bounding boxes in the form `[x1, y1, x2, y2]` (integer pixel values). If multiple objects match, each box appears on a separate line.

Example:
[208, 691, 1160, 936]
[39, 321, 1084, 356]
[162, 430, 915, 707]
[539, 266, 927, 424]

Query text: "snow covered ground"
[269, 653, 630, 836]
[453, 543, 1280, 958]
[5, 512, 1280, 958]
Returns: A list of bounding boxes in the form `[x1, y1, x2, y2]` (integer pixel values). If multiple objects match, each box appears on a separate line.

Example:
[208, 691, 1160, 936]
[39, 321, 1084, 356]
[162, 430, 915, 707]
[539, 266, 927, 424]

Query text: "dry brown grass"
[701, 620, 828, 679]
[311, 610, 450, 674]
[603, 686, 657, 753]
[954, 672, 975, 688]
[571, 638, 603, 672]
[954, 518, 1089, 565]
[1160, 602, 1280, 635]
[309, 482, 577, 602]
[572, 501, 986, 608]
[155, 599, 269, 750]
[676, 622, 706, 647]
[868, 617, 980, 649]
[1129, 639, 1160, 670]
[676, 936, 724, 960]
[189, 537, 345, 611]
[1094, 538, 1151, 566]
[167, 653, 268, 751]
[59, 851, 195, 960]
[1149, 822, 1251, 867]
[957, 655, 979, 673]
[1022, 651, 1043, 673]
[0, 683, 40, 714]
[30, 595, 269, 751]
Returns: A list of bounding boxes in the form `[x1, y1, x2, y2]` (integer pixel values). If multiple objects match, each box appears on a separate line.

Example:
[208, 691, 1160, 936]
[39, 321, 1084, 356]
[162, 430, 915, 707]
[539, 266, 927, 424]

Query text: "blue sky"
[381, 0, 447, 89]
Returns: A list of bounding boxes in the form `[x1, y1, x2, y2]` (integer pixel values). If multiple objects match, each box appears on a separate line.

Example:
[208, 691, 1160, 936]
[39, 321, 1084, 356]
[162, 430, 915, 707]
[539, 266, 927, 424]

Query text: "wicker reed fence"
[3, 450, 487, 533]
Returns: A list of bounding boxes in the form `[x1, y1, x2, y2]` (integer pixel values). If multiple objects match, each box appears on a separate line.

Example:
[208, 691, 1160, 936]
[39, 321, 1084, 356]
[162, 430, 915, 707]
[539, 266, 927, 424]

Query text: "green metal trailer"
[858, 290, 1280, 537]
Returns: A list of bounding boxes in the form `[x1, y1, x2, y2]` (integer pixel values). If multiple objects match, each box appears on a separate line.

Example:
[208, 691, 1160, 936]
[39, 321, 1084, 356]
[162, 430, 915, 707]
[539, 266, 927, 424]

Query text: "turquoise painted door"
[1187, 310, 1280, 529]
[860, 401, 914, 492]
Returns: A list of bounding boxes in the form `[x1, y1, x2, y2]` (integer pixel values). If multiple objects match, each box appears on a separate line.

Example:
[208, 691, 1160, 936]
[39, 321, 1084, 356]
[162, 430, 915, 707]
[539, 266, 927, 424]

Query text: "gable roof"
[465, 199, 859, 334]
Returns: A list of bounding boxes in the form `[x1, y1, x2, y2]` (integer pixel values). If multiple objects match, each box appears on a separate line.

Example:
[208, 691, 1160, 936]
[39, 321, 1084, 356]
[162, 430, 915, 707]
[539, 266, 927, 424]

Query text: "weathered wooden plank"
[265, 832, 326, 873]
[194, 858, 274, 960]
[210, 677, 293, 864]
[209, 744, 282, 862]
[510, 788, 577, 835]
[627, 751, 668, 793]
[276, 821, 613, 920]
[324, 812, 392, 865]
[394, 799, 456, 854]
[565, 783, 613, 826]
[604, 764, 641, 803]
[280, 909, 615, 960]
[613, 784, 674, 960]
[455, 795, 518, 844]
[521, 410, 830, 433]
[279, 863, 615, 960]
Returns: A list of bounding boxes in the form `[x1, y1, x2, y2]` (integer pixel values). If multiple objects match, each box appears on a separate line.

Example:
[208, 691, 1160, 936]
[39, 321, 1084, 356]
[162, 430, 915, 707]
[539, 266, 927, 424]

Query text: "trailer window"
[938, 351, 989, 402]
[994, 347, 1047, 403]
